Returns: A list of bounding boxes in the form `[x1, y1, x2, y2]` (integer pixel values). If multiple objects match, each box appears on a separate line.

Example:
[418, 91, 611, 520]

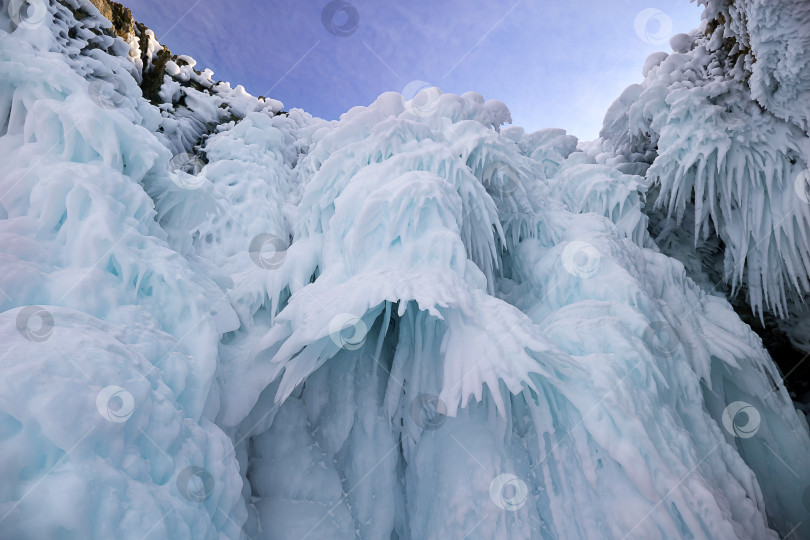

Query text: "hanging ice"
[0, 0, 809, 539]
[598, 0, 810, 327]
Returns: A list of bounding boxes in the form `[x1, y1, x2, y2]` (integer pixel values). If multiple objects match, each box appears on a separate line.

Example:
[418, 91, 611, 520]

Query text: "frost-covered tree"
[0, 1, 809, 539]
[598, 0, 810, 355]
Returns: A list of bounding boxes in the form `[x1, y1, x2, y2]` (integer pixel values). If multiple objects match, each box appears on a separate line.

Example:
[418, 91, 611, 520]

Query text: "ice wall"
[1, 1, 809, 539]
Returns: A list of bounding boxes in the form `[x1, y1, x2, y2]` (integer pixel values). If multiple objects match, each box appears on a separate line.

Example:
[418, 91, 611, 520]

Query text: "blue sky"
[125, 0, 702, 140]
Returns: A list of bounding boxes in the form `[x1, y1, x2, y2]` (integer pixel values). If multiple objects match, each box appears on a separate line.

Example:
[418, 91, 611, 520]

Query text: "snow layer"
[1, 1, 809, 539]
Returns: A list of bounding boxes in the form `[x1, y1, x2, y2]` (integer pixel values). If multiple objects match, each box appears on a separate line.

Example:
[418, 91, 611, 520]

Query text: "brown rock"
[87, 0, 135, 39]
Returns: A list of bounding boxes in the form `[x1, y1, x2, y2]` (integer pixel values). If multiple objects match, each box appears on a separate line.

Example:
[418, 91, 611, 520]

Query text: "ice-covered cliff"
[1, 0, 809, 539]
[597, 0, 810, 387]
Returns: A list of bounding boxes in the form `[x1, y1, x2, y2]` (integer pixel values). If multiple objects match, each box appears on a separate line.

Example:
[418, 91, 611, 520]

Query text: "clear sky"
[124, 0, 703, 141]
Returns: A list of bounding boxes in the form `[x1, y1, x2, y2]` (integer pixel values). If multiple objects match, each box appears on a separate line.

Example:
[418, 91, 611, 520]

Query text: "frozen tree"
[598, 0, 810, 341]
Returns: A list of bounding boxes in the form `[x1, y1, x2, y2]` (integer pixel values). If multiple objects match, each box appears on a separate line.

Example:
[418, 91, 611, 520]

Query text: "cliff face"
[78, 0, 196, 105]
[87, 0, 133, 38]
[53, 0, 283, 160]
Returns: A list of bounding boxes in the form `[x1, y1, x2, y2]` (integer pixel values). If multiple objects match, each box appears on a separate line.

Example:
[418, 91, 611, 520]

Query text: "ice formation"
[1, 0, 809, 539]
[598, 0, 810, 347]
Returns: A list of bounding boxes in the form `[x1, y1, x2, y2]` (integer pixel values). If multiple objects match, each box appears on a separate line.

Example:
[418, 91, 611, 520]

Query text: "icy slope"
[1, 1, 809, 539]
